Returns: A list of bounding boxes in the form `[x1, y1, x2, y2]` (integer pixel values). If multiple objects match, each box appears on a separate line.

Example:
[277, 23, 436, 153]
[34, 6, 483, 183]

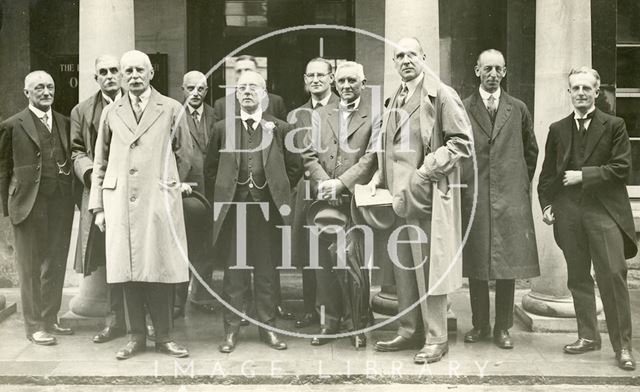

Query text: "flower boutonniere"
[262, 120, 276, 135]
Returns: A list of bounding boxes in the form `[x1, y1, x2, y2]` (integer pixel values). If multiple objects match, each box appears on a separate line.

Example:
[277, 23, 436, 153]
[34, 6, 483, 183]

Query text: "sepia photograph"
[0, 0, 639, 391]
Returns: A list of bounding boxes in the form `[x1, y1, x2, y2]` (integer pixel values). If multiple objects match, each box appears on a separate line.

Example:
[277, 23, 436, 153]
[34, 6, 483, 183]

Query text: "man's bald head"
[182, 70, 208, 108]
[393, 37, 427, 82]
[23, 71, 55, 111]
[120, 50, 154, 96]
[235, 70, 267, 114]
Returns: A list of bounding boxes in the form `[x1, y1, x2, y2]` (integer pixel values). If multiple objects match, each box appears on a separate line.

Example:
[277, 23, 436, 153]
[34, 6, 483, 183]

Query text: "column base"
[371, 289, 457, 332]
[515, 290, 606, 333]
[59, 310, 106, 330]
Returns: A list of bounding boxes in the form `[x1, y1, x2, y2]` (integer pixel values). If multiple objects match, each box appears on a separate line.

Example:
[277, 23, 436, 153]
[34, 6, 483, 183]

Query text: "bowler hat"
[350, 196, 395, 230]
[306, 199, 350, 235]
[392, 170, 432, 219]
[182, 190, 212, 231]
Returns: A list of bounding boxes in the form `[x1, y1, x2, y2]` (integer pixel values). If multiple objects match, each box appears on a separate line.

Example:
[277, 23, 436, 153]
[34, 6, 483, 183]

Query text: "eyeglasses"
[98, 67, 119, 76]
[304, 72, 329, 79]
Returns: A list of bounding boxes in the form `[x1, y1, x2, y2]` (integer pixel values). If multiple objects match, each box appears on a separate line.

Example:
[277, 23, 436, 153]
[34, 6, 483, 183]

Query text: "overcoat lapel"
[327, 108, 340, 140]
[259, 121, 276, 165]
[491, 93, 514, 140]
[90, 93, 102, 138]
[134, 90, 163, 139]
[558, 114, 574, 169]
[115, 97, 138, 134]
[346, 107, 368, 139]
[468, 93, 493, 139]
[53, 111, 69, 154]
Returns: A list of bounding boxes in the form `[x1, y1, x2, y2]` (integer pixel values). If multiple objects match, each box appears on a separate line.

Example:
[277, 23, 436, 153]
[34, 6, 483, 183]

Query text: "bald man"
[0, 71, 75, 345]
[174, 70, 217, 317]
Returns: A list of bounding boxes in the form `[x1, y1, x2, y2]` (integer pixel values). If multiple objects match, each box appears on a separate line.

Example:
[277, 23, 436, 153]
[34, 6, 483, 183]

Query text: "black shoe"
[351, 334, 367, 349]
[28, 331, 57, 346]
[374, 335, 424, 352]
[563, 338, 601, 354]
[46, 323, 73, 335]
[93, 326, 126, 343]
[116, 340, 146, 360]
[172, 306, 185, 320]
[464, 326, 491, 343]
[414, 342, 448, 364]
[219, 332, 238, 353]
[275, 305, 295, 320]
[155, 341, 189, 358]
[295, 312, 319, 328]
[146, 324, 156, 342]
[493, 329, 514, 349]
[260, 330, 287, 350]
[616, 349, 636, 371]
[239, 318, 250, 327]
[311, 328, 337, 346]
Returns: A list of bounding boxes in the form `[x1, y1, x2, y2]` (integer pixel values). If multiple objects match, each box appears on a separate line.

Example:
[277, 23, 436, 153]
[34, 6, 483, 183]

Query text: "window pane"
[226, 15, 246, 26]
[616, 47, 640, 88]
[616, 97, 640, 138]
[617, 0, 640, 43]
[631, 142, 640, 185]
[225, 2, 245, 15]
[246, 15, 268, 27]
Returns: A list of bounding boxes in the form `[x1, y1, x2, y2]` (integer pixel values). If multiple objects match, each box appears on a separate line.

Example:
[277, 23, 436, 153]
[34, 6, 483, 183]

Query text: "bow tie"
[574, 111, 595, 121]
[339, 102, 356, 112]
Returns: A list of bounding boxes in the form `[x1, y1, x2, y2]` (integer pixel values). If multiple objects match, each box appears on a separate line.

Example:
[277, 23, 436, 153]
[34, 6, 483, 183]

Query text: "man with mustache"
[70, 54, 126, 343]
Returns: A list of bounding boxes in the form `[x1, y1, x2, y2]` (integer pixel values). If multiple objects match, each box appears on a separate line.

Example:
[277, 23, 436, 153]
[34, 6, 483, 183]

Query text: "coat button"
[129, 169, 136, 174]
[130, 143, 136, 149]
[330, 155, 334, 159]
[35, 179, 39, 183]
[130, 196, 136, 202]
[36, 165, 40, 170]
[36, 152, 41, 157]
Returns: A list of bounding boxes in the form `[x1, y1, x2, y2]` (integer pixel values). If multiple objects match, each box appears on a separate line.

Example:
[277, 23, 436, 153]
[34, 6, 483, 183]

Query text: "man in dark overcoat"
[461, 49, 540, 349]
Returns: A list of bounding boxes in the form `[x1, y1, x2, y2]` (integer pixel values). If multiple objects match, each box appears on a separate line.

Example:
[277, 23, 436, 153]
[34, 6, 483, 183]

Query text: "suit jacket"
[0, 108, 71, 224]
[287, 93, 340, 266]
[302, 100, 377, 196]
[375, 72, 472, 295]
[183, 103, 216, 193]
[213, 92, 288, 122]
[461, 91, 540, 280]
[88, 88, 193, 283]
[538, 108, 637, 260]
[204, 114, 302, 246]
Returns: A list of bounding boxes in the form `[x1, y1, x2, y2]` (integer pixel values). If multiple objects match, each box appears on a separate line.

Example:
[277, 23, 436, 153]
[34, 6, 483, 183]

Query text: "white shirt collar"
[340, 96, 361, 111]
[29, 104, 52, 130]
[240, 110, 262, 129]
[479, 86, 501, 101]
[574, 105, 596, 119]
[129, 87, 152, 111]
[102, 90, 122, 105]
[402, 72, 424, 102]
[188, 103, 204, 117]
[312, 93, 332, 109]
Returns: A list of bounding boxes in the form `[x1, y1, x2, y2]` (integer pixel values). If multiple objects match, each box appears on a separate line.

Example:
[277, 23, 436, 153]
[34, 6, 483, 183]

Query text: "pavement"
[0, 286, 639, 389]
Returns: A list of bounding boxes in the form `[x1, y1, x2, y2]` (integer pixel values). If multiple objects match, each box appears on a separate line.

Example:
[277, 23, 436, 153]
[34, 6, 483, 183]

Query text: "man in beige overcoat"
[369, 37, 472, 364]
[89, 50, 193, 360]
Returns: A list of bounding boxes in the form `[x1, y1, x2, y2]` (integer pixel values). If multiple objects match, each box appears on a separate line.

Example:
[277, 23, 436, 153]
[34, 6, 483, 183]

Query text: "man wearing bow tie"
[302, 61, 376, 348]
[538, 67, 637, 371]
[204, 70, 301, 353]
[0, 71, 75, 345]
[460, 49, 540, 350]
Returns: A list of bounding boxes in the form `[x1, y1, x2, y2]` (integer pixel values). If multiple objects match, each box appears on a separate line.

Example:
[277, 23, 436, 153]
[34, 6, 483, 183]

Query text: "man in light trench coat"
[461, 49, 540, 349]
[368, 37, 472, 364]
[89, 50, 193, 360]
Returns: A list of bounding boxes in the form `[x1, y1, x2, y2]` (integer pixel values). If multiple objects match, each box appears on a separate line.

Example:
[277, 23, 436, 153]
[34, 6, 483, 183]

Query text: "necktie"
[487, 95, 497, 123]
[397, 84, 409, 107]
[245, 118, 255, 135]
[40, 113, 51, 131]
[577, 111, 594, 134]
[313, 102, 323, 109]
[191, 110, 200, 127]
[132, 96, 143, 122]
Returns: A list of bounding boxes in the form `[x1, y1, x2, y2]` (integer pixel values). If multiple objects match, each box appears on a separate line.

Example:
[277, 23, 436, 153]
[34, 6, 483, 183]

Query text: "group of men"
[0, 36, 636, 371]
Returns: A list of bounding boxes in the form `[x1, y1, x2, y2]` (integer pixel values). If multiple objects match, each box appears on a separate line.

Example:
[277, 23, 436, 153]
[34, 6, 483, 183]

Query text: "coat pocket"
[102, 177, 117, 190]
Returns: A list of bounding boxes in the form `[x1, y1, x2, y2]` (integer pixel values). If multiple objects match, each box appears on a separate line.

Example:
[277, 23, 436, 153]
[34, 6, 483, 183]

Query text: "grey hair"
[237, 70, 266, 88]
[306, 57, 333, 74]
[476, 49, 505, 66]
[24, 71, 53, 89]
[183, 70, 207, 87]
[568, 67, 601, 89]
[335, 61, 365, 81]
[94, 54, 119, 71]
[120, 50, 153, 70]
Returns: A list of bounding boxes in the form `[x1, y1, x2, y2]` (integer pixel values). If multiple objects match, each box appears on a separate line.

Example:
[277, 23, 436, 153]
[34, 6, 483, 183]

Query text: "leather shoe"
[146, 324, 156, 341]
[464, 326, 491, 343]
[219, 332, 238, 353]
[239, 318, 250, 327]
[29, 330, 57, 346]
[190, 301, 216, 314]
[493, 329, 514, 349]
[414, 342, 448, 364]
[93, 326, 126, 343]
[46, 323, 73, 335]
[295, 312, 319, 328]
[116, 340, 146, 360]
[563, 338, 601, 354]
[374, 335, 424, 352]
[155, 341, 189, 358]
[260, 330, 287, 350]
[351, 334, 367, 349]
[275, 305, 295, 320]
[616, 349, 636, 371]
[311, 328, 337, 346]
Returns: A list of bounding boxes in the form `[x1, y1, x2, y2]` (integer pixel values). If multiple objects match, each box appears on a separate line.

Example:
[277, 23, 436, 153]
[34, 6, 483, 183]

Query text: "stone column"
[516, 0, 603, 330]
[371, 0, 445, 323]
[64, 0, 135, 324]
